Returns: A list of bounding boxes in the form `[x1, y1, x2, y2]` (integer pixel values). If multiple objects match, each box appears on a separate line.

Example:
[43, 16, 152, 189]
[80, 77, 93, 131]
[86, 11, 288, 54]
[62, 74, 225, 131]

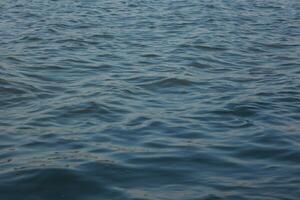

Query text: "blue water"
[1, 0, 300, 199]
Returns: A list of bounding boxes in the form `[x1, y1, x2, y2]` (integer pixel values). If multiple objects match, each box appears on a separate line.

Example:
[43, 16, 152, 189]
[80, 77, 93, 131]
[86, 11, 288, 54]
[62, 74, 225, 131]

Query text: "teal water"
[0, 0, 300, 199]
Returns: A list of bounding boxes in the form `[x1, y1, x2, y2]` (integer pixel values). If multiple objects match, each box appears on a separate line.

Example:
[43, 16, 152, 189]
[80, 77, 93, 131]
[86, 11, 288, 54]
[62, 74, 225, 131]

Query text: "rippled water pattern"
[1, 0, 300, 199]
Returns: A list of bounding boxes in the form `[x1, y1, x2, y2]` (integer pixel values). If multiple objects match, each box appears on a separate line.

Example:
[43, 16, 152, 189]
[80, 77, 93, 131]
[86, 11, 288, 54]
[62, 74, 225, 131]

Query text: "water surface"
[1, 0, 300, 199]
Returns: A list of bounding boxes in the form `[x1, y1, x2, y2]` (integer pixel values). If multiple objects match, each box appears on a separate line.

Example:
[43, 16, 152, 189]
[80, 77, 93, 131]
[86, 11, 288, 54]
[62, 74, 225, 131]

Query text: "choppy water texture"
[1, 0, 300, 199]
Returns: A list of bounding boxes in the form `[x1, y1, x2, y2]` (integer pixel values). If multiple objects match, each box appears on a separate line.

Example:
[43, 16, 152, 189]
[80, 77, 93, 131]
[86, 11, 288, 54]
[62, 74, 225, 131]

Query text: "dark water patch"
[0, 168, 126, 200]
[140, 53, 160, 58]
[187, 61, 213, 69]
[138, 77, 199, 93]
[212, 106, 257, 118]
[233, 144, 300, 164]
